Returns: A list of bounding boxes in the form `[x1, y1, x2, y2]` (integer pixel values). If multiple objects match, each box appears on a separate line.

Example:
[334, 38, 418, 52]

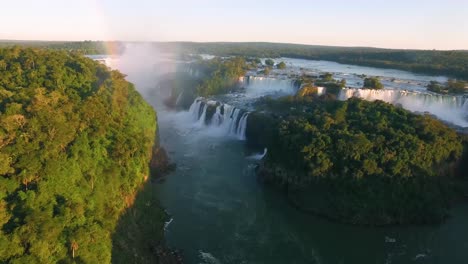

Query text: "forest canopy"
[247, 96, 464, 225]
[3, 41, 467, 79]
[0, 47, 157, 263]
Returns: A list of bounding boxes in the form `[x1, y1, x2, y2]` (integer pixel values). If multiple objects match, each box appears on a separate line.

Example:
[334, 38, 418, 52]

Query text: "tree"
[427, 80, 444, 93]
[320, 73, 334, 82]
[340, 79, 346, 88]
[363, 77, 384, 89]
[265, 58, 275, 66]
[446, 79, 466, 93]
[263, 67, 271, 75]
[277, 61, 286, 69]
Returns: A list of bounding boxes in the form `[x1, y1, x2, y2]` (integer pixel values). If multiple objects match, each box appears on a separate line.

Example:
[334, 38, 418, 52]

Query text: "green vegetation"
[363, 77, 384, 89]
[196, 57, 247, 96]
[264, 58, 275, 66]
[247, 95, 464, 225]
[0, 47, 160, 262]
[4, 41, 468, 79]
[262, 67, 271, 75]
[276, 61, 286, 69]
[0, 41, 123, 55]
[294, 73, 344, 96]
[427, 80, 467, 94]
[169, 42, 468, 80]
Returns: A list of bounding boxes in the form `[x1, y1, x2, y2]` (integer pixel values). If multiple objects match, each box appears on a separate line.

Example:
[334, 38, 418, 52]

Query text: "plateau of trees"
[0, 47, 159, 262]
[427, 79, 467, 94]
[247, 95, 465, 225]
[194, 57, 248, 96]
[363, 77, 384, 89]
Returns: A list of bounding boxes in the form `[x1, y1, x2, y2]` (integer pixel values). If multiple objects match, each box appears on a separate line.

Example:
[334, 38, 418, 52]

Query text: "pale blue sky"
[2, 0, 467, 50]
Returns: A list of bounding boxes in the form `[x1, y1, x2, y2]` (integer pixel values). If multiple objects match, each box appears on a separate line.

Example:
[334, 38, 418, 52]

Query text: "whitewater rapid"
[338, 88, 468, 127]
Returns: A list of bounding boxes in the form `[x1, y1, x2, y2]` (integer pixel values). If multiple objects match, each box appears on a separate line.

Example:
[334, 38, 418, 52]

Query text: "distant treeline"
[2, 40, 468, 79]
[170, 42, 468, 80]
[0, 40, 123, 55]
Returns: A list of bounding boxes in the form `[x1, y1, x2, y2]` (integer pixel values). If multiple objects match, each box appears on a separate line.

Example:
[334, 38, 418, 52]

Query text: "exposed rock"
[150, 146, 176, 178]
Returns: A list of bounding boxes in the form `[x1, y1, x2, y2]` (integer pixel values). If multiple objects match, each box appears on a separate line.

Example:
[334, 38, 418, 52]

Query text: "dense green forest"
[3, 40, 467, 79]
[246, 95, 465, 225]
[172, 42, 468, 80]
[427, 79, 467, 94]
[0, 41, 122, 55]
[163, 57, 250, 108]
[0, 47, 160, 262]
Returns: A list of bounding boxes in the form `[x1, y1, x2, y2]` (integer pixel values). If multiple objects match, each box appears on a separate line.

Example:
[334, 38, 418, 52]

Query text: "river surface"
[96, 52, 468, 264]
[152, 104, 468, 264]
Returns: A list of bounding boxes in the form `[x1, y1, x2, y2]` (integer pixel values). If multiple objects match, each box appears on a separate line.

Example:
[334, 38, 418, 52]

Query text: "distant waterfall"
[238, 76, 297, 97]
[339, 88, 468, 127]
[175, 91, 184, 106]
[188, 98, 249, 140]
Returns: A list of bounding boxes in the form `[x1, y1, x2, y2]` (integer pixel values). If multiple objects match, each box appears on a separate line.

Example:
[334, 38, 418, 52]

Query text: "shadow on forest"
[111, 147, 181, 264]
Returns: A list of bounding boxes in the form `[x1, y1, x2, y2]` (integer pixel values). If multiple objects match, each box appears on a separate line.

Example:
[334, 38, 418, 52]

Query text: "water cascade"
[188, 98, 249, 139]
[339, 88, 468, 127]
[238, 76, 298, 97]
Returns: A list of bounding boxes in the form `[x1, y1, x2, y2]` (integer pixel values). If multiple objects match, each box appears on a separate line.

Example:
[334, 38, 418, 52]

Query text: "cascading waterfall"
[188, 98, 249, 139]
[236, 113, 249, 140]
[317, 86, 326, 96]
[197, 104, 208, 126]
[211, 105, 223, 126]
[188, 98, 204, 121]
[238, 75, 297, 97]
[339, 88, 468, 127]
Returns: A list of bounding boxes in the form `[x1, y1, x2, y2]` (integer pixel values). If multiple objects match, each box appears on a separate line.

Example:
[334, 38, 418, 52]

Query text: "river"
[97, 51, 468, 264]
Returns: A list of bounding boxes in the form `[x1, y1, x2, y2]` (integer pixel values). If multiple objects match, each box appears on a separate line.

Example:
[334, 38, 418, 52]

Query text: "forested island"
[0, 47, 171, 263]
[246, 94, 467, 225]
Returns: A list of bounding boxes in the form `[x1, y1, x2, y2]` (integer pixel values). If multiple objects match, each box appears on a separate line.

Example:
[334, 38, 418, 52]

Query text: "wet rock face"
[150, 146, 176, 178]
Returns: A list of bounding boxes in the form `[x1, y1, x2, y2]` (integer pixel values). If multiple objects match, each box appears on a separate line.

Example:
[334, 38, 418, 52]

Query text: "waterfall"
[175, 91, 183, 106]
[188, 98, 204, 121]
[236, 113, 249, 140]
[228, 108, 241, 135]
[339, 88, 468, 127]
[247, 148, 268, 160]
[211, 105, 222, 126]
[188, 98, 249, 139]
[197, 103, 208, 126]
[317, 87, 326, 96]
[238, 76, 297, 97]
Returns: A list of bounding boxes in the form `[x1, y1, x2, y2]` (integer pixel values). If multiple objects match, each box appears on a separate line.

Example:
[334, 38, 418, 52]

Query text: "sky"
[1, 0, 467, 50]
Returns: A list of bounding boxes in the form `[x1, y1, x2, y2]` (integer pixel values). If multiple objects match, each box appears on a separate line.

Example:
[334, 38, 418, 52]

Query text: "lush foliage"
[276, 61, 286, 69]
[194, 57, 248, 96]
[0, 47, 158, 262]
[247, 96, 464, 225]
[264, 59, 275, 66]
[0, 41, 124, 55]
[427, 80, 467, 94]
[363, 77, 384, 89]
[294, 73, 345, 96]
[170, 42, 468, 80]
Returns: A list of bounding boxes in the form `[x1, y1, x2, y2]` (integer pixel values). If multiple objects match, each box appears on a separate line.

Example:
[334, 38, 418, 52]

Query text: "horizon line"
[1, 39, 467, 52]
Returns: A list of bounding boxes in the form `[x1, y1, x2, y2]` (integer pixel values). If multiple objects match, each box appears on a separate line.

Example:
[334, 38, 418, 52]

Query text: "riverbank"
[112, 145, 182, 264]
